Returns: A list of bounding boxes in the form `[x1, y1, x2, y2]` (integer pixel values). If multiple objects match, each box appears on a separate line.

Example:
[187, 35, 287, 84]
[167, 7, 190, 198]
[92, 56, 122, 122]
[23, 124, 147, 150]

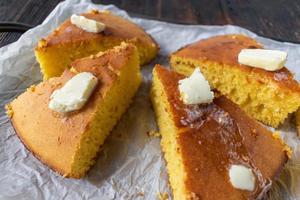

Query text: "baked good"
[6, 43, 141, 178]
[150, 65, 289, 200]
[170, 34, 300, 127]
[35, 10, 158, 79]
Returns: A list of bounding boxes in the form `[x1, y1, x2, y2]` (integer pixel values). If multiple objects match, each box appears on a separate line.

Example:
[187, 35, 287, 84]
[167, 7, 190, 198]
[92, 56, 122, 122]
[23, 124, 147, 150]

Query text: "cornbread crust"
[171, 34, 299, 92]
[170, 34, 300, 127]
[36, 10, 158, 64]
[151, 65, 288, 200]
[7, 43, 141, 178]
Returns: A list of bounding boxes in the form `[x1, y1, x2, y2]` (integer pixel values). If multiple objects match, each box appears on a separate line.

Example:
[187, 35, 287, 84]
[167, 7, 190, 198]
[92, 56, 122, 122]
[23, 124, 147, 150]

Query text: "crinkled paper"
[0, 0, 300, 199]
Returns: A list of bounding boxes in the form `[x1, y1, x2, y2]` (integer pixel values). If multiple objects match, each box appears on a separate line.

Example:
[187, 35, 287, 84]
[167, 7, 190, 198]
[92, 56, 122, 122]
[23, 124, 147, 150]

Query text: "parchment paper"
[0, 0, 300, 199]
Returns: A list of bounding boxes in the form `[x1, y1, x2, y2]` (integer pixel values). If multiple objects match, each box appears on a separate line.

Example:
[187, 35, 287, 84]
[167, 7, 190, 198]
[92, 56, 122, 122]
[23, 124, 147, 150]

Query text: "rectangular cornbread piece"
[6, 43, 141, 178]
[170, 34, 300, 127]
[150, 65, 289, 200]
[35, 10, 159, 79]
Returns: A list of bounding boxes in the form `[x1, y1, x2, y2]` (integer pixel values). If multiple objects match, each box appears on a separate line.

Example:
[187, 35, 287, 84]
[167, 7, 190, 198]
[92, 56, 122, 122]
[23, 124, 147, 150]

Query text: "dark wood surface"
[1, 0, 300, 47]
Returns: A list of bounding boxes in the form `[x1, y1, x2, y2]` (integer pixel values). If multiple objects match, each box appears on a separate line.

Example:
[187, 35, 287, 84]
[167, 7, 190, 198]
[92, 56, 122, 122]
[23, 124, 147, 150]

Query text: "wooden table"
[0, 0, 300, 47]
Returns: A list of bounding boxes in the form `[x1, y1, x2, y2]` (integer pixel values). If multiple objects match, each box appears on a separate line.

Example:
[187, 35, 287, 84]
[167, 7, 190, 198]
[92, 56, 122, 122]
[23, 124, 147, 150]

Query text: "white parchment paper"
[0, 0, 300, 199]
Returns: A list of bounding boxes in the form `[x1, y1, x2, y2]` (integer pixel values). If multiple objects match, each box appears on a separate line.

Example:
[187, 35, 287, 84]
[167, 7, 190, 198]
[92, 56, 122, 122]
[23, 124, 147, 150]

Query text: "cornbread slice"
[6, 43, 141, 178]
[170, 34, 300, 127]
[35, 10, 158, 79]
[151, 65, 288, 200]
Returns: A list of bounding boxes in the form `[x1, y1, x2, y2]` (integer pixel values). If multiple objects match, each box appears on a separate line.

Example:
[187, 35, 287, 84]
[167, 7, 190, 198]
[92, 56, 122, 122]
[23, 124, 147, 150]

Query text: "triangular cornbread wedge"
[150, 65, 289, 200]
[6, 43, 141, 178]
[170, 34, 300, 127]
[35, 10, 158, 79]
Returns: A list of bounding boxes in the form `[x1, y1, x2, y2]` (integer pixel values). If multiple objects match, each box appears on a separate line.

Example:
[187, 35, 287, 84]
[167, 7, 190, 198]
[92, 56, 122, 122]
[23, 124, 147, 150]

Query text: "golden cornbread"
[151, 65, 288, 200]
[6, 43, 141, 178]
[170, 34, 300, 127]
[35, 10, 159, 79]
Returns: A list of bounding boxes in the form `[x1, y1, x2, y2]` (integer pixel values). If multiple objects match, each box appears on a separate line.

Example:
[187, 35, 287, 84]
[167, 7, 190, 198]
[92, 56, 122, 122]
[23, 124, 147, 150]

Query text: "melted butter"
[177, 101, 271, 197]
[155, 65, 286, 199]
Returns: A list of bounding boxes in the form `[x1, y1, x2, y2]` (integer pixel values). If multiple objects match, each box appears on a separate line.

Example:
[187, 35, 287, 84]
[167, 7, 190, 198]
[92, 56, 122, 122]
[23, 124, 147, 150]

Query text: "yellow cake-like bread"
[35, 10, 159, 79]
[170, 34, 300, 127]
[6, 43, 141, 178]
[151, 65, 288, 200]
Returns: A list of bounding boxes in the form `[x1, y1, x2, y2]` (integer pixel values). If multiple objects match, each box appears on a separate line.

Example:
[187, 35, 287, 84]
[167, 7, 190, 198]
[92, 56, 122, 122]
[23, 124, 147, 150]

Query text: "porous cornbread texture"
[150, 65, 288, 200]
[170, 34, 300, 127]
[6, 43, 141, 178]
[35, 10, 158, 79]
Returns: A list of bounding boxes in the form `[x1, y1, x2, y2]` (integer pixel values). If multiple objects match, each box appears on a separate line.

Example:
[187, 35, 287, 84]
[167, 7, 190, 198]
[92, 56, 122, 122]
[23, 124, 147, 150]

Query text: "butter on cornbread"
[35, 10, 159, 79]
[6, 43, 141, 178]
[170, 34, 300, 127]
[150, 65, 288, 200]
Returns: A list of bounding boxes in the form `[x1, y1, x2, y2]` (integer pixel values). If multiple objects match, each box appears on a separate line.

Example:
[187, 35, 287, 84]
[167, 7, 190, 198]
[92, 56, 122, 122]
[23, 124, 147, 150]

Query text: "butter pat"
[178, 68, 214, 105]
[49, 72, 98, 113]
[238, 49, 287, 71]
[70, 14, 105, 33]
[229, 164, 256, 191]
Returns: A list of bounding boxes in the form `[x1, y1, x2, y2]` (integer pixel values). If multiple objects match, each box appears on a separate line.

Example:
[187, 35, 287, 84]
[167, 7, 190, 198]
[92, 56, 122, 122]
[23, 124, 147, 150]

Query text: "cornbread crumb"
[147, 130, 160, 137]
[273, 131, 281, 140]
[273, 131, 292, 158]
[57, 136, 62, 145]
[136, 192, 144, 197]
[90, 9, 100, 14]
[100, 10, 111, 14]
[187, 192, 200, 200]
[157, 192, 169, 200]
[69, 67, 78, 74]
[38, 38, 48, 48]
[27, 85, 36, 92]
[107, 63, 120, 76]
[95, 52, 105, 58]
[284, 145, 293, 159]
[5, 104, 14, 118]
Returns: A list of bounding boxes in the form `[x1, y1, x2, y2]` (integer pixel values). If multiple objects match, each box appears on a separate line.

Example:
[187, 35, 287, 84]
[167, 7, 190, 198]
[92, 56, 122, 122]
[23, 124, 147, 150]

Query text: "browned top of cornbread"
[155, 65, 288, 199]
[7, 43, 135, 176]
[172, 34, 300, 93]
[36, 10, 158, 49]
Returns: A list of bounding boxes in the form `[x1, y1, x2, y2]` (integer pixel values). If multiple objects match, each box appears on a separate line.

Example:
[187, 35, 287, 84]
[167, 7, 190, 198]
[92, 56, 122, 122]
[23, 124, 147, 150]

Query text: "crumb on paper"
[5, 104, 14, 118]
[284, 145, 293, 159]
[157, 192, 168, 200]
[136, 191, 144, 197]
[273, 131, 281, 139]
[69, 67, 78, 74]
[147, 130, 160, 137]
[100, 10, 111, 14]
[90, 9, 111, 14]
[187, 192, 200, 200]
[27, 85, 36, 92]
[38, 38, 48, 48]
[273, 131, 293, 158]
[90, 9, 99, 14]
